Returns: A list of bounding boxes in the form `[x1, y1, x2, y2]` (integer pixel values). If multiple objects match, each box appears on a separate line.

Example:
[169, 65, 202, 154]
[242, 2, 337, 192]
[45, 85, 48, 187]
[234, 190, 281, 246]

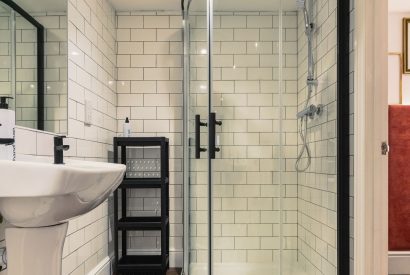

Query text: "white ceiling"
[110, 0, 297, 12]
[389, 0, 410, 12]
[13, 0, 67, 13]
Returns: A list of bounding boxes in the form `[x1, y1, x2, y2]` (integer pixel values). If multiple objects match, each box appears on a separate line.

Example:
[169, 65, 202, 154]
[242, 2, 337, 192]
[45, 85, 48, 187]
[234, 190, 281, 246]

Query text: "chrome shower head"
[296, 0, 311, 32]
[296, 0, 305, 10]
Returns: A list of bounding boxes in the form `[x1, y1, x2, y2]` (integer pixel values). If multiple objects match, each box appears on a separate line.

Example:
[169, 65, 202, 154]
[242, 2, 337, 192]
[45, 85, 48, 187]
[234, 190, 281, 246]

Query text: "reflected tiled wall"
[34, 12, 68, 133]
[14, 15, 39, 129]
[0, 9, 12, 100]
[0, 11, 68, 133]
[296, 0, 338, 274]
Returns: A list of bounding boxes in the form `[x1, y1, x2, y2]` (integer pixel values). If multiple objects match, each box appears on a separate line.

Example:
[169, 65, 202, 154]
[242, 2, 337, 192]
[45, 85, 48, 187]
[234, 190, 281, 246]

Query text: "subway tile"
[144, 16, 169, 28]
[234, 55, 259, 68]
[221, 16, 246, 28]
[222, 68, 247, 80]
[131, 55, 156, 67]
[116, 29, 131, 41]
[157, 29, 183, 42]
[144, 94, 170, 106]
[131, 81, 157, 93]
[144, 68, 170, 80]
[131, 29, 156, 41]
[117, 42, 143, 54]
[220, 42, 247, 54]
[235, 237, 260, 249]
[157, 55, 182, 68]
[131, 107, 156, 120]
[118, 94, 143, 107]
[247, 16, 273, 28]
[144, 42, 170, 54]
[117, 68, 143, 81]
[234, 29, 259, 41]
[117, 16, 143, 28]
[144, 120, 170, 132]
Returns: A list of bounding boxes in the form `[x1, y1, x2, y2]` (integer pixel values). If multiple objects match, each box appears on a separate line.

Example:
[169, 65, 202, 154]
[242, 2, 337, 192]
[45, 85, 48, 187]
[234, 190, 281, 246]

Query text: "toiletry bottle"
[0, 97, 15, 160]
[123, 117, 131, 137]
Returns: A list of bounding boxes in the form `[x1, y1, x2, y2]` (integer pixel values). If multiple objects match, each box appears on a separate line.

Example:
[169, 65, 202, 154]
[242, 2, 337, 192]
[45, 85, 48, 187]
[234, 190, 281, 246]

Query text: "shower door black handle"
[195, 115, 207, 159]
[210, 112, 222, 159]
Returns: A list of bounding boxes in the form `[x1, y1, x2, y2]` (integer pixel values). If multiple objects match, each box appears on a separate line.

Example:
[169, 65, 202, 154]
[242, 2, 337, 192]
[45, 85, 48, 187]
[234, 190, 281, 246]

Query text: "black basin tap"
[54, 136, 69, 164]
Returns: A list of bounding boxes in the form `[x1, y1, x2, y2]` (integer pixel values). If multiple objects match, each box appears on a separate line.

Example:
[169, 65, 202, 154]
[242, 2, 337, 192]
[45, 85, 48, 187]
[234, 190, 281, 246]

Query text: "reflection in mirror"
[0, 0, 67, 134]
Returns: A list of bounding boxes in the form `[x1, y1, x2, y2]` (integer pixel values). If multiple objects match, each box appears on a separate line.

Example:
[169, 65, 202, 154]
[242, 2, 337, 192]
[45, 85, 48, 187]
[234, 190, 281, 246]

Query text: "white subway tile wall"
[63, 0, 117, 274]
[116, 11, 184, 267]
[297, 0, 338, 274]
[188, 11, 299, 265]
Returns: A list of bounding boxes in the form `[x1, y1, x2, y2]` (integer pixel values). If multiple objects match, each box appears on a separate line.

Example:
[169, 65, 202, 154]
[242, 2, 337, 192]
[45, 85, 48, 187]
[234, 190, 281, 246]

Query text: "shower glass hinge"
[381, 142, 389, 155]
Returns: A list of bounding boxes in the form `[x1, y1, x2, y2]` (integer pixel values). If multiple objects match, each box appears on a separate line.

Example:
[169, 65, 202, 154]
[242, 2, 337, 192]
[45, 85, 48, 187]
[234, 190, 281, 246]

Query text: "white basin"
[0, 159, 126, 275]
[0, 159, 126, 227]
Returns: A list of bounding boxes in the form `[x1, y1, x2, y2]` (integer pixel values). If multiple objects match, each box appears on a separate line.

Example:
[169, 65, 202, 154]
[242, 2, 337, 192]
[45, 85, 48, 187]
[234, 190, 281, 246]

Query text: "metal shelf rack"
[113, 137, 169, 275]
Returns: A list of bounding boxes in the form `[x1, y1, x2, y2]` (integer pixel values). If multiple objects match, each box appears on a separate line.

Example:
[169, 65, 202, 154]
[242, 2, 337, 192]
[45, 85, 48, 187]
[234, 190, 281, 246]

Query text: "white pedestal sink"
[0, 160, 126, 275]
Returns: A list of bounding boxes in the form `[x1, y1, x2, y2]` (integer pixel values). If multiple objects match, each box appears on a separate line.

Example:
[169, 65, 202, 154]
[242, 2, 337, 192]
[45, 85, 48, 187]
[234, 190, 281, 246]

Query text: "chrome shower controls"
[296, 104, 324, 119]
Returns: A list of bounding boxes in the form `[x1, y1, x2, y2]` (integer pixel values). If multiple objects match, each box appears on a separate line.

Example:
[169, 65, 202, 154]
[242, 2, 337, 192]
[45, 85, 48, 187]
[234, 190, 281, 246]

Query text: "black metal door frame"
[337, 0, 352, 273]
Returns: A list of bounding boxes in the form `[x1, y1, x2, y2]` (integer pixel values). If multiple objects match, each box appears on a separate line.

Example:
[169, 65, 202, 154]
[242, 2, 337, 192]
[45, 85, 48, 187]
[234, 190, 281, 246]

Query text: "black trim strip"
[337, 0, 351, 273]
[37, 27, 44, 131]
[0, 0, 45, 131]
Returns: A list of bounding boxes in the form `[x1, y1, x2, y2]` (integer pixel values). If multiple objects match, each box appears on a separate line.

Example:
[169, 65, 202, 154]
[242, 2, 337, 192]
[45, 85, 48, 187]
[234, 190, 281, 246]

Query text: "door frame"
[354, 0, 389, 274]
[182, 0, 355, 274]
[337, 0, 352, 273]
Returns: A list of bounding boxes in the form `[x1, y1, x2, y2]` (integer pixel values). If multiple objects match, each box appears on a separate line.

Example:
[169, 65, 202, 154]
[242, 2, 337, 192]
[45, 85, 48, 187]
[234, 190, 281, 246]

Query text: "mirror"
[404, 18, 410, 74]
[0, 0, 67, 134]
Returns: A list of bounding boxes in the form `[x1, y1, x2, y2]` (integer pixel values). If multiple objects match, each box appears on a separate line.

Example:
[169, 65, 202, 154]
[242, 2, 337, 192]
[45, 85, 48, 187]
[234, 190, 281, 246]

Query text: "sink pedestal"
[6, 223, 68, 275]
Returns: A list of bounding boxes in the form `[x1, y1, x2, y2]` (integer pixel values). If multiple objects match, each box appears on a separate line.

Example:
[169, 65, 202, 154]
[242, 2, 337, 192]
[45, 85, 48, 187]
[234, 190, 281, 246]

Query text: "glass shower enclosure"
[183, 0, 341, 274]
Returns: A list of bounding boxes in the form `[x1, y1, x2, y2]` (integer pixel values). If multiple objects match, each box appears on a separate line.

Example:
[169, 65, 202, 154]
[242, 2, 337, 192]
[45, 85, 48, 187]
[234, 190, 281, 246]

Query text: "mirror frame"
[0, 0, 44, 130]
[403, 18, 410, 74]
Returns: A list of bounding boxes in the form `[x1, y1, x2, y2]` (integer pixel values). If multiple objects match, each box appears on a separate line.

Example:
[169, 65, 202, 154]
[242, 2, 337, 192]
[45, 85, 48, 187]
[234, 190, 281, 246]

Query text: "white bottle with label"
[0, 97, 15, 160]
[123, 117, 131, 137]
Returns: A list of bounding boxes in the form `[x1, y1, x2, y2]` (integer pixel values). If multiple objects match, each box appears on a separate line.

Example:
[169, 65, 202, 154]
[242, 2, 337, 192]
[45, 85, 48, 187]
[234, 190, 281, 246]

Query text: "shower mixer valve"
[307, 78, 318, 86]
[296, 104, 324, 119]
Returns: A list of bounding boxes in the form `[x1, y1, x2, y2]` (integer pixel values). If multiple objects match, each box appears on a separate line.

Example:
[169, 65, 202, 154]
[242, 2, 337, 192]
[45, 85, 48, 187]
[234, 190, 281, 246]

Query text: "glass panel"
[184, 0, 339, 274]
[279, 4, 303, 275]
[210, 1, 283, 274]
[185, 0, 210, 274]
[290, 0, 338, 274]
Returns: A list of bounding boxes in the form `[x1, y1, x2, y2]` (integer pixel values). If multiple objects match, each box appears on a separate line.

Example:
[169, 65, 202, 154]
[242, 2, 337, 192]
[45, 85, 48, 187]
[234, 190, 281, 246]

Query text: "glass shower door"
[184, 0, 341, 275]
[184, 1, 210, 274]
[185, 0, 288, 274]
[209, 1, 285, 274]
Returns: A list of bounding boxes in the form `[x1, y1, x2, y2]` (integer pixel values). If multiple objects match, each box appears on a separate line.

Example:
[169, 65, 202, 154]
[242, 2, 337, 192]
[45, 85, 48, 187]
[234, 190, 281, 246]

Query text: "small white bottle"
[123, 117, 131, 137]
[0, 96, 15, 161]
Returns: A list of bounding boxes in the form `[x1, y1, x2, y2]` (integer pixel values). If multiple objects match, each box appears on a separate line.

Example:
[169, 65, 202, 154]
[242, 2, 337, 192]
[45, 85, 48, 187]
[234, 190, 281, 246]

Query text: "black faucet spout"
[54, 136, 69, 164]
